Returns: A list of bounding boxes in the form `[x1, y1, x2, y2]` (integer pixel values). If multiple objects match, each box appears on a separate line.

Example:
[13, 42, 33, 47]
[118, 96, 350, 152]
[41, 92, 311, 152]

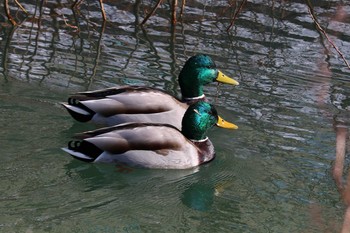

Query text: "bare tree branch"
[72, 0, 107, 21]
[14, 0, 28, 14]
[99, 0, 107, 21]
[180, 0, 186, 19]
[226, 0, 247, 32]
[5, 0, 17, 25]
[72, 0, 84, 9]
[306, 4, 350, 70]
[140, 0, 163, 26]
[171, 0, 178, 25]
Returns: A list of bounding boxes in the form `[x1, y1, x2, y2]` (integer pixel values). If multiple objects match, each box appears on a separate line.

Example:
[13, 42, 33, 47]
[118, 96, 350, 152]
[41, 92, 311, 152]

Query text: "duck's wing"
[62, 86, 187, 127]
[70, 86, 157, 100]
[62, 123, 202, 169]
[73, 122, 177, 139]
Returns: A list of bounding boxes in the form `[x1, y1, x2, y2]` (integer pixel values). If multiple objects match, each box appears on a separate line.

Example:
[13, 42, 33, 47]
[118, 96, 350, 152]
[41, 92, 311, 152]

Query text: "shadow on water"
[1, 0, 350, 232]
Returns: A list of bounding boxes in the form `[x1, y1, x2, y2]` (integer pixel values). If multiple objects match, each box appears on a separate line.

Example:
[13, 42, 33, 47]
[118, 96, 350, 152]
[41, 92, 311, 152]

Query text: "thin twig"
[2, 26, 16, 80]
[226, 0, 247, 32]
[99, 0, 107, 21]
[72, 0, 107, 21]
[4, 0, 17, 25]
[14, 0, 28, 14]
[140, 0, 163, 25]
[72, 0, 84, 9]
[86, 20, 106, 90]
[221, 1, 238, 16]
[171, 0, 178, 24]
[180, 0, 186, 19]
[62, 14, 79, 31]
[307, 7, 350, 70]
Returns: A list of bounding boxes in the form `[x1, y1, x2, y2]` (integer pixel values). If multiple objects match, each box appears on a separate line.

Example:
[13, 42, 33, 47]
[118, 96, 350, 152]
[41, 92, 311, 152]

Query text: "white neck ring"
[191, 137, 208, 143]
[183, 94, 205, 101]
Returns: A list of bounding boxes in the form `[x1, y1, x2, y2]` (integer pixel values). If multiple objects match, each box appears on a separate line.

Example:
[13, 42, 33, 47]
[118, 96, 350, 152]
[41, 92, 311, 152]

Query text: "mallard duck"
[62, 101, 238, 169]
[62, 55, 239, 129]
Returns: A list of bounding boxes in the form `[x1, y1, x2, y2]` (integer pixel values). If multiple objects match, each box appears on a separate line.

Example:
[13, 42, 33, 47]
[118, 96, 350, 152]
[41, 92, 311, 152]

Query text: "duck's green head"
[178, 55, 239, 100]
[182, 101, 238, 141]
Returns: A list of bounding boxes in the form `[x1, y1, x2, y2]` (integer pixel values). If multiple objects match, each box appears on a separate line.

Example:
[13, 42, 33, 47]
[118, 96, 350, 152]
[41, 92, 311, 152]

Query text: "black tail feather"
[62, 98, 95, 122]
[67, 140, 103, 162]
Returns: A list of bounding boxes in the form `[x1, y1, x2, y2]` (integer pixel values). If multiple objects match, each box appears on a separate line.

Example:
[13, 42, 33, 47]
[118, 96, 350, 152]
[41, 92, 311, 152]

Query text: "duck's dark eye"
[209, 106, 217, 116]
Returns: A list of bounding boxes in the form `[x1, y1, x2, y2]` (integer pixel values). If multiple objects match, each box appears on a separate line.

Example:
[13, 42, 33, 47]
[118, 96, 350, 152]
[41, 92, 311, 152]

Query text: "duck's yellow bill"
[216, 70, 239, 86]
[216, 116, 238, 129]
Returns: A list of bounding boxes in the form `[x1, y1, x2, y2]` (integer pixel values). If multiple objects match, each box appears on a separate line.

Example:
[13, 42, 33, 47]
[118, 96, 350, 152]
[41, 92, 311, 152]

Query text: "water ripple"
[1, 0, 349, 232]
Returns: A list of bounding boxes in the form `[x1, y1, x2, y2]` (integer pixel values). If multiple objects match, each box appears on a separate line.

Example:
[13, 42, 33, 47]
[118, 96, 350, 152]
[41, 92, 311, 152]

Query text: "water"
[1, 0, 350, 232]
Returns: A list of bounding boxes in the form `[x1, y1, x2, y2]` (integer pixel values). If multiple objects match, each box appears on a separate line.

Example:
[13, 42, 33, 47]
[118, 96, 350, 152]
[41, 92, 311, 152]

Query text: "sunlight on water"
[1, 0, 350, 232]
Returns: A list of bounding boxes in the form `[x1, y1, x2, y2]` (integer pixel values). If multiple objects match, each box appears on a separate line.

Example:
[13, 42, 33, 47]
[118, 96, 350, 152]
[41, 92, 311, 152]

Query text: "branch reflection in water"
[1, 0, 350, 232]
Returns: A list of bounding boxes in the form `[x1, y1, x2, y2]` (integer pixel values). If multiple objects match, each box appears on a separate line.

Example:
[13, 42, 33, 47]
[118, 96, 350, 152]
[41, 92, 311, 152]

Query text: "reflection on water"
[1, 0, 350, 232]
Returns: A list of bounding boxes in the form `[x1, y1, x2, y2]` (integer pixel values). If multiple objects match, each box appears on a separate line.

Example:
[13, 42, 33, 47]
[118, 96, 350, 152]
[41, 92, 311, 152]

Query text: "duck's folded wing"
[63, 124, 200, 168]
[71, 86, 155, 100]
[67, 86, 184, 116]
